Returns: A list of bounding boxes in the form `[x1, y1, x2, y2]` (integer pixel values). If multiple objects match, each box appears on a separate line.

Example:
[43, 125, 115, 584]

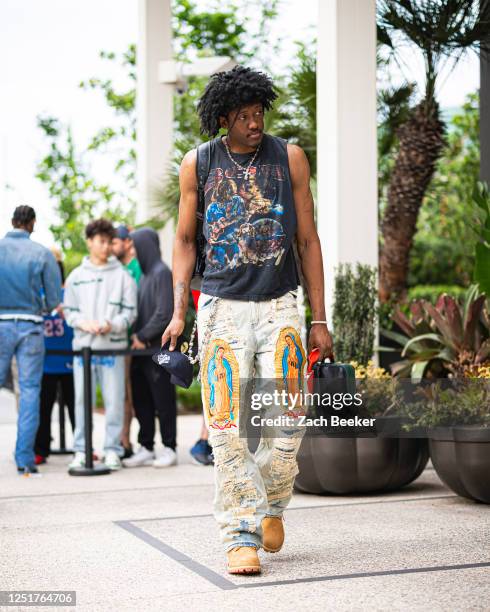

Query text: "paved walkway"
[1, 389, 489, 611]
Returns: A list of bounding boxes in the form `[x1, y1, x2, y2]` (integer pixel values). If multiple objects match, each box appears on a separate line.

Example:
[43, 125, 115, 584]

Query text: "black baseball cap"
[152, 340, 194, 388]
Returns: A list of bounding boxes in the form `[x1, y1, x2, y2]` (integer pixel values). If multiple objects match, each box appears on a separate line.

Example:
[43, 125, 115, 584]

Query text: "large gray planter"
[294, 417, 429, 495]
[429, 426, 490, 504]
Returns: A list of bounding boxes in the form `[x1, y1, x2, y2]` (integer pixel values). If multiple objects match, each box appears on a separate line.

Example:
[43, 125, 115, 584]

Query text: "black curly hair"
[85, 218, 115, 240]
[197, 65, 277, 138]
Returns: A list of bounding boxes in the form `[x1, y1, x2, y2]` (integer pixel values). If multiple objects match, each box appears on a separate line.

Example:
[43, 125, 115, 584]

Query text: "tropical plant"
[273, 42, 317, 175]
[377, 79, 415, 212]
[382, 285, 490, 380]
[409, 93, 480, 287]
[333, 264, 378, 365]
[471, 181, 490, 295]
[377, 0, 490, 302]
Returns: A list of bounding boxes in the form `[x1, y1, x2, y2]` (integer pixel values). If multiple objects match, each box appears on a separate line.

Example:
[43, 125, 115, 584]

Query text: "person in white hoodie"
[64, 219, 137, 470]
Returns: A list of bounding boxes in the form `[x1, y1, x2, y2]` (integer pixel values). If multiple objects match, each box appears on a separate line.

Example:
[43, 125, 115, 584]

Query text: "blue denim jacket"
[0, 230, 62, 317]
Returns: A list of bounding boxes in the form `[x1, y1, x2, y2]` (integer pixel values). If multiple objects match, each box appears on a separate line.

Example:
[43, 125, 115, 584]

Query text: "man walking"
[162, 66, 333, 574]
[124, 228, 177, 468]
[64, 219, 137, 471]
[0, 205, 62, 474]
[112, 225, 142, 458]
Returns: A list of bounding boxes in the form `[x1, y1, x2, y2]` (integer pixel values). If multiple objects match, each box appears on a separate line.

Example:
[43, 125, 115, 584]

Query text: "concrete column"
[481, 51, 490, 184]
[316, 0, 378, 325]
[136, 0, 175, 265]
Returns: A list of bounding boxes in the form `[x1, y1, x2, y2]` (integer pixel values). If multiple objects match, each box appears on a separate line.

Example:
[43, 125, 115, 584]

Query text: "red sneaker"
[35, 454, 47, 465]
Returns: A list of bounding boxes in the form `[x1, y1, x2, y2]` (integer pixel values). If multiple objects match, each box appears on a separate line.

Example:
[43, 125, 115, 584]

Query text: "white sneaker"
[68, 452, 85, 469]
[104, 450, 122, 471]
[122, 446, 155, 468]
[153, 447, 177, 468]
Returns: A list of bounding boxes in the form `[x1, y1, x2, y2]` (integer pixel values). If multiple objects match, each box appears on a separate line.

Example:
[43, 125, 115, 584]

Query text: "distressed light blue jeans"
[197, 290, 306, 552]
[73, 355, 125, 455]
[0, 320, 45, 468]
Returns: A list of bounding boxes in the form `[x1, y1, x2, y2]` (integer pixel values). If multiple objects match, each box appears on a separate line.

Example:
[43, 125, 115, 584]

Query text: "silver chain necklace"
[223, 136, 261, 180]
[187, 297, 220, 384]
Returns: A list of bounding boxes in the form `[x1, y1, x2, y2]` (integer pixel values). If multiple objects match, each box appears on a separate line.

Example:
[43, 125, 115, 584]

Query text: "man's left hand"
[131, 334, 146, 350]
[308, 325, 334, 362]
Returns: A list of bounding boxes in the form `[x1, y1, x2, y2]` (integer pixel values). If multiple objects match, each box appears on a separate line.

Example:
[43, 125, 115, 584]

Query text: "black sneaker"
[190, 439, 213, 466]
[17, 465, 39, 475]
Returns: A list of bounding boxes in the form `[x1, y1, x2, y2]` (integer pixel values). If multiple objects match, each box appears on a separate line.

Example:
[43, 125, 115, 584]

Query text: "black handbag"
[310, 359, 356, 397]
[308, 355, 359, 422]
[190, 140, 214, 291]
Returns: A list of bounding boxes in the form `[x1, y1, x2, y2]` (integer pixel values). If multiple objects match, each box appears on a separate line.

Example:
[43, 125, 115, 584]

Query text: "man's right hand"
[161, 316, 186, 351]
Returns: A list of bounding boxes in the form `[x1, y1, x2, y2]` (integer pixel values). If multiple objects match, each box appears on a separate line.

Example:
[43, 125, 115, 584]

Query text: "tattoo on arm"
[174, 281, 187, 313]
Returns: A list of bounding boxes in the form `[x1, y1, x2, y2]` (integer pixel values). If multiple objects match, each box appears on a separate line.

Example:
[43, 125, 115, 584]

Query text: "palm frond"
[377, 0, 490, 100]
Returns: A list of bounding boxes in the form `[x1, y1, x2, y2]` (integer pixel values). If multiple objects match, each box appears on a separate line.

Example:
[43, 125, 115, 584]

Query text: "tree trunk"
[379, 100, 445, 303]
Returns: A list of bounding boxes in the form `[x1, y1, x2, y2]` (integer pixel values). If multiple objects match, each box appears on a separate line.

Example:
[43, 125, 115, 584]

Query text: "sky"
[0, 0, 480, 247]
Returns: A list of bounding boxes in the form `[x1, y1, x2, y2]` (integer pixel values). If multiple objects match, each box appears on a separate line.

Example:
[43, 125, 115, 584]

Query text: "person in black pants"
[129, 358, 176, 461]
[35, 254, 75, 464]
[124, 228, 177, 468]
[35, 373, 74, 460]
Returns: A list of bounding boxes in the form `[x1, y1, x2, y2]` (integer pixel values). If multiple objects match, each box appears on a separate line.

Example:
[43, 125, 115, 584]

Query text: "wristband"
[311, 320, 328, 325]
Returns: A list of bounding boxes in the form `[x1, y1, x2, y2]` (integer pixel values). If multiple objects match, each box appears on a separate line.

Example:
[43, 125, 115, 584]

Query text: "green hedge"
[176, 379, 202, 412]
[407, 284, 467, 304]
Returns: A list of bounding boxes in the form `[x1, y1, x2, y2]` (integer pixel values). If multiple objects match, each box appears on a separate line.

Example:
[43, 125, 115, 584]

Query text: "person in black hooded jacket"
[124, 228, 177, 468]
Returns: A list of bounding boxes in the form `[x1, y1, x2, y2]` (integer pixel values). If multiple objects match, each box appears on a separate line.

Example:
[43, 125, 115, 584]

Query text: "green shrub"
[402, 379, 490, 429]
[408, 236, 473, 287]
[177, 379, 202, 413]
[333, 263, 377, 365]
[407, 284, 467, 304]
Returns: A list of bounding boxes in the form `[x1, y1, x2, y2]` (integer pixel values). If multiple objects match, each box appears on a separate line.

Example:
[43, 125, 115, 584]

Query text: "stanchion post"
[58, 381, 66, 449]
[68, 346, 111, 476]
[83, 346, 94, 469]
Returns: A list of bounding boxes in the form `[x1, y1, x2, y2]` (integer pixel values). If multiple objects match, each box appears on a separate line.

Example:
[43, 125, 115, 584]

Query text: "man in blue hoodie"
[0, 205, 62, 474]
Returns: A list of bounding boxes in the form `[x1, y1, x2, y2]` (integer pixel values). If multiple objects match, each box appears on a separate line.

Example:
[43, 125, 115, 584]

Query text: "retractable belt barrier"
[45, 347, 159, 476]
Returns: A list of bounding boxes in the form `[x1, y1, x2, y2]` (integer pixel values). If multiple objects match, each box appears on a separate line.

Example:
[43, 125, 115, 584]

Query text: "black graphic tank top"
[200, 133, 300, 301]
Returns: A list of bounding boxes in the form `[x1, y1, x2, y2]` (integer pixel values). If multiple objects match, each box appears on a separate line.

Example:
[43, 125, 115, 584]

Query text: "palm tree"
[272, 43, 317, 176]
[377, 0, 490, 303]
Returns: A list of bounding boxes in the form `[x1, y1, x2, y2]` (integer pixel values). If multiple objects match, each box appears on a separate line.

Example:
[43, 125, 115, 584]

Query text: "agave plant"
[382, 285, 490, 380]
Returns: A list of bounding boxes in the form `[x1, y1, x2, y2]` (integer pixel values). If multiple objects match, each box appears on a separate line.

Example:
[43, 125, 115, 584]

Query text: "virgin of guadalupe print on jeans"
[202, 338, 240, 430]
[275, 326, 306, 409]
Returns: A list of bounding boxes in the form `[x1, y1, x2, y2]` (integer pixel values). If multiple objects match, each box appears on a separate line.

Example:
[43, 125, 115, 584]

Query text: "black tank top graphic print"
[200, 133, 299, 301]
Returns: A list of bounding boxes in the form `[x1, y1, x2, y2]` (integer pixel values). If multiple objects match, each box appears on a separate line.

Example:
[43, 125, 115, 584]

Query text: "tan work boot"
[262, 516, 284, 553]
[227, 546, 261, 574]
